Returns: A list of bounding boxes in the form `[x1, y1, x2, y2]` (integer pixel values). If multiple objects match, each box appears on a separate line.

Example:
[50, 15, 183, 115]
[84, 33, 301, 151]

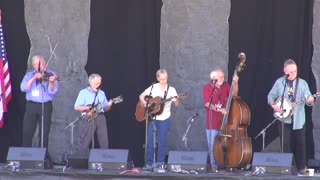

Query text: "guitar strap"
[293, 78, 299, 101]
[163, 85, 169, 100]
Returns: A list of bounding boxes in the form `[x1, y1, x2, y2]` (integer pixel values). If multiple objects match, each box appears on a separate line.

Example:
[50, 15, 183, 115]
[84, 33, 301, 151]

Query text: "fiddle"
[35, 71, 61, 84]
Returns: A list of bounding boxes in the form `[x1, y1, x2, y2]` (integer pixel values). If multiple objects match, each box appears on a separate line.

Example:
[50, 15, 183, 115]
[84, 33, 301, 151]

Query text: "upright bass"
[213, 52, 252, 168]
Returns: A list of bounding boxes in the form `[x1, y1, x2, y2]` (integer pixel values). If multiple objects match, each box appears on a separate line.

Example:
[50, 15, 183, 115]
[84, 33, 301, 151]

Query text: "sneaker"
[297, 169, 307, 176]
[141, 164, 153, 171]
[211, 166, 218, 173]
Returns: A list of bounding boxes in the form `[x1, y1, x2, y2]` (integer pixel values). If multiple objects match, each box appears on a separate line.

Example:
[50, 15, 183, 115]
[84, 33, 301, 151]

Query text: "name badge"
[32, 89, 40, 97]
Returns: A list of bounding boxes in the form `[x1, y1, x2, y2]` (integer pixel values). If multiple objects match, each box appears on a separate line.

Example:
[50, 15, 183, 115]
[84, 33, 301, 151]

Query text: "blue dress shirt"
[20, 70, 59, 102]
[74, 87, 109, 113]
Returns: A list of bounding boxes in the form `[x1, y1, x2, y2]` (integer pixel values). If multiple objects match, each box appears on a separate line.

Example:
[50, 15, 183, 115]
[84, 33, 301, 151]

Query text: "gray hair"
[284, 59, 296, 68]
[32, 55, 44, 64]
[156, 69, 168, 78]
[88, 73, 102, 84]
[210, 68, 223, 79]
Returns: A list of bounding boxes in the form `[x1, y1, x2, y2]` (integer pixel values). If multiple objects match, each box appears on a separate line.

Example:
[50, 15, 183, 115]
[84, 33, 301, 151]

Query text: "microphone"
[187, 113, 199, 124]
[38, 61, 41, 72]
[211, 79, 217, 86]
[285, 74, 289, 79]
[95, 86, 100, 93]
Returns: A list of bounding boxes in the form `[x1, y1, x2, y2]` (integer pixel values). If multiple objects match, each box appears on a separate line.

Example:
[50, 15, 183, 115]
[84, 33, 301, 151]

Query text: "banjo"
[273, 92, 319, 120]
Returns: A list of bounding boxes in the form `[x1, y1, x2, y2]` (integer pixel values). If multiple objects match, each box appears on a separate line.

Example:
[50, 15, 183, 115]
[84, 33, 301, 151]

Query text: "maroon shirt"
[202, 81, 230, 129]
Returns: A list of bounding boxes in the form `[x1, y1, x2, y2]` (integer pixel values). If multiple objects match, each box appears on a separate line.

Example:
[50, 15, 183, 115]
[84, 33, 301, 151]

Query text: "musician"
[139, 69, 180, 169]
[20, 55, 59, 149]
[268, 59, 314, 174]
[74, 73, 113, 153]
[202, 69, 238, 172]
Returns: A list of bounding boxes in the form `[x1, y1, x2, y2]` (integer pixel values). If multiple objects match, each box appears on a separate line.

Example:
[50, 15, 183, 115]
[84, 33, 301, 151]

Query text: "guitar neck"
[158, 96, 176, 105]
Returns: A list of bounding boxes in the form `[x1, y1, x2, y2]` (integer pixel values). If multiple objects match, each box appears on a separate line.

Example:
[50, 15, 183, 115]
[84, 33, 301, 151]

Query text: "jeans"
[146, 118, 171, 166]
[206, 129, 220, 167]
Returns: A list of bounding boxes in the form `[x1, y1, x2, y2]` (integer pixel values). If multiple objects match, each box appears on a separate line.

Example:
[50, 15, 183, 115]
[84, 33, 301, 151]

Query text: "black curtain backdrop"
[86, 0, 162, 166]
[0, 0, 316, 167]
[0, 1, 30, 162]
[229, 0, 315, 159]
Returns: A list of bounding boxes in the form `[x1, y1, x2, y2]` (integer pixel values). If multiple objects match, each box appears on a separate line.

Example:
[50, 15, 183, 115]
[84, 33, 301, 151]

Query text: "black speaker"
[67, 153, 89, 169]
[88, 149, 129, 171]
[6, 147, 46, 169]
[308, 159, 320, 170]
[252, 152, 293, 174]
[167, 151, 208, 172]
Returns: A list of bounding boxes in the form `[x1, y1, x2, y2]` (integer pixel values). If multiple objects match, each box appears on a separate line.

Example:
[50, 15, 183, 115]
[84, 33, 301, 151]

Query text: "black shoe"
[44, 157, 53, 169]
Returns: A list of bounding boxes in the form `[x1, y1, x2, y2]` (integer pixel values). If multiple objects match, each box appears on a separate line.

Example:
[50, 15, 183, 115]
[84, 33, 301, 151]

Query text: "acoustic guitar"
[135, 93, 187, 121]
[81, 95, 123, 120]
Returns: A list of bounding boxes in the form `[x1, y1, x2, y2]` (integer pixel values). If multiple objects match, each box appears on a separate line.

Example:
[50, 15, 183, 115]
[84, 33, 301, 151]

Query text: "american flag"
[0, 10, 12, 128]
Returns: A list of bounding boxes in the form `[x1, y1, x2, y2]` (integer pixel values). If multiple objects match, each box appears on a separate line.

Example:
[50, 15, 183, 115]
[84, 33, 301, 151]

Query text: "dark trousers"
[22, 101, 52, 148]
[78, 114, 108, 153]
[278, 121, 306, 171]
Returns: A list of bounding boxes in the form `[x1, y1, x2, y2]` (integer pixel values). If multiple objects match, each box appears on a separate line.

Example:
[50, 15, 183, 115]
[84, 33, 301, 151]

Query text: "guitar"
[81, 95, 123, 120]
[135, 93, 187, 121]
[273, 92, 319, 120]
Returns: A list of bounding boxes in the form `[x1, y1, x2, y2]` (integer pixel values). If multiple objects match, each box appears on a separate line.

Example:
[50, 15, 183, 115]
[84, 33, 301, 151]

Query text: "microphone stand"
[208, 80, 216, 164]
[144, 83, 154, 168]
[182, 114, 197, 151]
[40, 68, 45, 148]
[63, 117, 81, 154]
[254, 118, 277, 150]
[39, 43, 58, 148]
[279, 77, 287, 152]
[90, 89, 99, 149]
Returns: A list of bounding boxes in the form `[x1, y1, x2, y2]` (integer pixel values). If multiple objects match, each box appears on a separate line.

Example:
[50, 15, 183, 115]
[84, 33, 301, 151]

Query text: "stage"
[0, 165, 319, 180]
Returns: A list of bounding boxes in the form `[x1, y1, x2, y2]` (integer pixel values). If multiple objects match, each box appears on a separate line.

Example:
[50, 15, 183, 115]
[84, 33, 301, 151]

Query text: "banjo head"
[273, 98, 293, 120]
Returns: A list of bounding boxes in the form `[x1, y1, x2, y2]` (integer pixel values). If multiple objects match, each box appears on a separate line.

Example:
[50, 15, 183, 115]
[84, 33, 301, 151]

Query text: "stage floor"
[0, 165, 319, 180]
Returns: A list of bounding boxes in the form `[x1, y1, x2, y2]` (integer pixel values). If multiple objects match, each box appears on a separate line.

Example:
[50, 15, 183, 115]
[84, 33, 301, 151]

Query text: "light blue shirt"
[267, 76, 312, 130]
[74, 87, 109, 113]
[20, 70, 59, 102]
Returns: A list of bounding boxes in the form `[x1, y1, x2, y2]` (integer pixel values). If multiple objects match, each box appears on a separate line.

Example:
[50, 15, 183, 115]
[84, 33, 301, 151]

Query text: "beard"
[217, 80, 224, 86]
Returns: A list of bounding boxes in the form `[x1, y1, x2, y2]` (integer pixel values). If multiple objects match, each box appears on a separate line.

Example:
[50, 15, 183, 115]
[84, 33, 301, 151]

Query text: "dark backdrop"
[0, 0, 316, 166]
[229, 0, 315, 158]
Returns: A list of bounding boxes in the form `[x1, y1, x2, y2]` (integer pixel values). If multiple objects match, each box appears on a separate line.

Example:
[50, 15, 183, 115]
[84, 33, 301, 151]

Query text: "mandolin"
[81, 95, 123, 120]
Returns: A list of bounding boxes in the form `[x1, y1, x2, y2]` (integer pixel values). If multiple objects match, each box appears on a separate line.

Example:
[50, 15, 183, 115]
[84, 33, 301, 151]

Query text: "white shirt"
[144, 83, 178, 120]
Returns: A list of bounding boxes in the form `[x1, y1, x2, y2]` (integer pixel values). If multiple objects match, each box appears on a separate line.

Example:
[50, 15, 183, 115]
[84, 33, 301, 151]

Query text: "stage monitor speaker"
[67, 153, 89, 169]
[167, 151, 208, 173]
[88, 149, 128, 171]
[6, 147, 46, 169]
[308, 159, 320, 170]
[252, 152, 293, 174]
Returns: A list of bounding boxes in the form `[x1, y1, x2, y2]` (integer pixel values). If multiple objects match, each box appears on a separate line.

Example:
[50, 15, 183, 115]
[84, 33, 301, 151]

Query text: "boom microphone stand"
[254, 118, 277, 150]
[182, 113, 198, 151]
[63, 117, 81, 154]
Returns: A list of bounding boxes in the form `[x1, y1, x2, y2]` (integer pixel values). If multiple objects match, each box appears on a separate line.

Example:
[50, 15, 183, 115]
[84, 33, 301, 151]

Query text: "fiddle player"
[268, 59, 314, 175]
[20, 55, 59, 152]
[202, 69, 238, 172]
[74, 73, 113, 153]
[139, 69, 180, 169]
